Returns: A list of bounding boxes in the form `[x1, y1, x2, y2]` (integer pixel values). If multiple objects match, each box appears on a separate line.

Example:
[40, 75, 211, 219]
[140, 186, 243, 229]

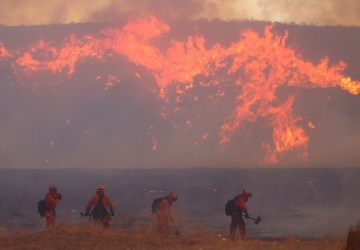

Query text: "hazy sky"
[1, 0, 360, 26]
[0, 3, 359, 169]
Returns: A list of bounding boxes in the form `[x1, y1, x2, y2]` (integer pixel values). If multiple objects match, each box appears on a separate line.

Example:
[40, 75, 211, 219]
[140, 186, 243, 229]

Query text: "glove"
[111, 212, 114, 217]
[245, 213, 250, 218]
[57, 193, 62, 200]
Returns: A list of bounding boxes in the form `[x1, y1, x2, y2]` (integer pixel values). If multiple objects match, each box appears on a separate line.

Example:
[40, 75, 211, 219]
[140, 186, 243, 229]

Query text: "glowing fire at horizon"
[0, 16, 359, 165]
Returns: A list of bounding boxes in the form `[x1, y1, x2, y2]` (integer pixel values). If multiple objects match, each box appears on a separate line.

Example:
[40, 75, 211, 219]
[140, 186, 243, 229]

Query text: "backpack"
[225, 195, 241, 216]
[93, 195, 105, 211]
[91, 195, 109, 218]
[151, 197, 164, 213]
[37, 200, 46, 217]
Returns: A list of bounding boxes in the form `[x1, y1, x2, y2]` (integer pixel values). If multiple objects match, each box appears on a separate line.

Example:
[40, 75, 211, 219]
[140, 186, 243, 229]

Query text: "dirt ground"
[0, 224, 346, 250]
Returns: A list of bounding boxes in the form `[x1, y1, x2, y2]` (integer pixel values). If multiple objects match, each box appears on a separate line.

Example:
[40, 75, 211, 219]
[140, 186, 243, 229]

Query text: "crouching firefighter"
[84, 185, 115, 229]
[153, 192, 178, 235]
[229, 189, 252, 239]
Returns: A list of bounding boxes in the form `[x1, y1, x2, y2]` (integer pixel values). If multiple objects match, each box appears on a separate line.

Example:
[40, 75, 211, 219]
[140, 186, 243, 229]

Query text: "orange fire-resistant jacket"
[234, 194, 248, 214]
[155, 198, 173, 219]
[45, 192, 62, 211]
[85, 193, 114, 214]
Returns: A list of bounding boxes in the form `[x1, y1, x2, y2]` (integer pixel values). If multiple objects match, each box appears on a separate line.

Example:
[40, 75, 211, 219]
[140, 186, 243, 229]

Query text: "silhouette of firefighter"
[44, 185, 62, 229]
[228, 189, 252, 239]
[152, 191, 178, 235]
[84, 185, 115, 229]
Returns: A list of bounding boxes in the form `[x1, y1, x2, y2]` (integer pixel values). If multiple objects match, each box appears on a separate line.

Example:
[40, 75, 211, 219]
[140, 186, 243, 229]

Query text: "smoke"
[255, 0, 360, 26]
[1, 168, 359, 237]
[1, 0, 360, 26]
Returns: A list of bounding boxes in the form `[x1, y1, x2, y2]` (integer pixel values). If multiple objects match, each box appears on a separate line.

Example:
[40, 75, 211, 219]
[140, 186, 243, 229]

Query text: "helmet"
[169, 191, 178, 201]
[243, 189, 252, 197]
[97, 185, 105, 192]
[49, 185, 57, 192]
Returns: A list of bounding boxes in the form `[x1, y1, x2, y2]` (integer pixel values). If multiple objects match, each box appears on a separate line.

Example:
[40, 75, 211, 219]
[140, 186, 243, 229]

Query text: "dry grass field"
[0, 224, 346, 250]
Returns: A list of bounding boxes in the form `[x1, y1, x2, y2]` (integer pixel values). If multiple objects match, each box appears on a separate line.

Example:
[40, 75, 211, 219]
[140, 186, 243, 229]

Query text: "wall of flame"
[0, 16, 359, 167]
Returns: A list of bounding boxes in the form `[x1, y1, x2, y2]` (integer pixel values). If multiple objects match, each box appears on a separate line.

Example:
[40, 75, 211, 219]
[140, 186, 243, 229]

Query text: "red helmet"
[97, 185, 105, 192]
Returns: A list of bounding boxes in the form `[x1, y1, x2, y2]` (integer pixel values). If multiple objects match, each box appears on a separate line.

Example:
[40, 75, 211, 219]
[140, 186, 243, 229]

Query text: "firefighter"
[230, 189, 252, 239]
[154, 192, 178, 235]
[85, 185, 115, 229]
[44, 185, 62, 229]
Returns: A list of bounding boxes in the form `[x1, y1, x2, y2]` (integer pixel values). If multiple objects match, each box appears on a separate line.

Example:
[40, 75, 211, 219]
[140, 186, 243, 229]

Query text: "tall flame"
[1, 16, 359, 164]
[0, 42, 12, 64]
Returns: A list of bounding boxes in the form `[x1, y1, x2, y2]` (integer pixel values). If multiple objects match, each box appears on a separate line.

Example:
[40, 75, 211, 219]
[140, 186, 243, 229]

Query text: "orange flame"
[0, 43, 12, 58]
[0, 43, 12, 67]
[308, 121, 315, 129]
[2, 16, 359, 164]
[151, 136, 158, 152]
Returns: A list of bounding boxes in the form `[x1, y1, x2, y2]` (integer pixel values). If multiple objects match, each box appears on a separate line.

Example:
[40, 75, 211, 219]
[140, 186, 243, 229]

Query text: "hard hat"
[169, 191, 178, 201]
[97, 185, 105, 192]
[49, 185, 57, 192]
[243, 189, 252, 197]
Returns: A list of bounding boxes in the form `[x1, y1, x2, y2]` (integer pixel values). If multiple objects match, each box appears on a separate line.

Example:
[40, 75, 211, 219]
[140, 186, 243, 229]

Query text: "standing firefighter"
[85, 185, 115, 229]
[228, 189, 252, 239]
[153, 192, 178, 235]
[44, 185, 62, 229]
